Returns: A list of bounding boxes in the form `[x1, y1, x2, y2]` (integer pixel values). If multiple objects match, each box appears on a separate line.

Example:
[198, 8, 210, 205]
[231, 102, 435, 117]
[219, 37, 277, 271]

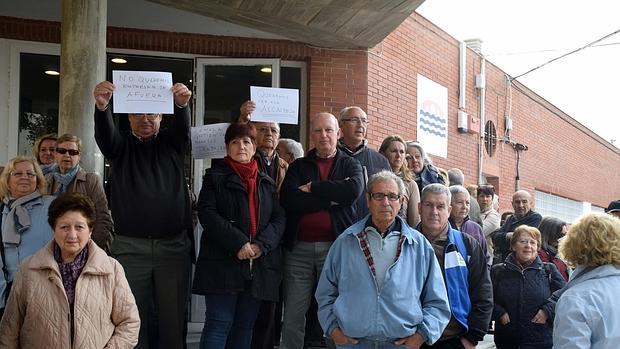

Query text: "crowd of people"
[0, 81, 618, 349]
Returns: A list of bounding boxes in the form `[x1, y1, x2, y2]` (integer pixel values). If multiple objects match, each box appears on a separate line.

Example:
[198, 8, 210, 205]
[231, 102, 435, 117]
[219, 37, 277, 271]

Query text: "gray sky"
[416, 0, 620, 148]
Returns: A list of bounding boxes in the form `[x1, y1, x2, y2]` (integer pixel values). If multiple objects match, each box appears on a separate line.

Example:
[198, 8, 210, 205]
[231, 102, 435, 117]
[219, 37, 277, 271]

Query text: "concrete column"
[59, 0, 107, 176]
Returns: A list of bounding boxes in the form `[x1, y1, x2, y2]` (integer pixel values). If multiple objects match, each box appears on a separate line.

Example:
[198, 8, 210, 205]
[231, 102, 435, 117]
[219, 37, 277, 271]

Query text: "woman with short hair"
[0, 156, 53, 317]
[405, 141, 444, 195]
[491, 225, 566, 349]
[554, 213, 620, 348]
[193, 122, 286, 349]
[45, 133, 113, 250]
[0, 192, 140, 348]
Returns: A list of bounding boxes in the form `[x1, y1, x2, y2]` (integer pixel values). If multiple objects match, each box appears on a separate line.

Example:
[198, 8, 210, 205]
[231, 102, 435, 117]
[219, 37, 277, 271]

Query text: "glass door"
[190, 58, 280, 323]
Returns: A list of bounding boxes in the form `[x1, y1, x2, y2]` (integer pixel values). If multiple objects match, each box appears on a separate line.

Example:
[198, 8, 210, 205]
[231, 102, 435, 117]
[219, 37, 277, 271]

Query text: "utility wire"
[490, 41, 620, 57]
[511, 28, 620, 80]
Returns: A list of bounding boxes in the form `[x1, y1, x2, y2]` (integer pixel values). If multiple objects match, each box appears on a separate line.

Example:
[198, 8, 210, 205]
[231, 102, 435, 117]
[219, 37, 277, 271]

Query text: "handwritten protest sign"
[250, 86, 299, 124]
[112, 71, 173, 114]
[191, 123, 230, 159]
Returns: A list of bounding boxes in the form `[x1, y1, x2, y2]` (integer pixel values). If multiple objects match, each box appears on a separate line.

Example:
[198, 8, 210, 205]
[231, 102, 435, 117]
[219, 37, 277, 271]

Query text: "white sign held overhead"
[191, 123, 230, 159]
[250, 86, 299, 124]
[112, 71, 174, 114]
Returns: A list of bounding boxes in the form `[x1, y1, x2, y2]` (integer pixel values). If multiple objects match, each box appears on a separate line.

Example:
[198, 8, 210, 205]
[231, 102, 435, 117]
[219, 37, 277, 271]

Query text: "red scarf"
[225, 156, 259, 238]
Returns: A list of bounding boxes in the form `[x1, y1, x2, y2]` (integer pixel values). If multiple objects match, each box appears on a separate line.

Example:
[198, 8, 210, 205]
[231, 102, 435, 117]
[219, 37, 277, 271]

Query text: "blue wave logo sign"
[419, 100, 446, 139]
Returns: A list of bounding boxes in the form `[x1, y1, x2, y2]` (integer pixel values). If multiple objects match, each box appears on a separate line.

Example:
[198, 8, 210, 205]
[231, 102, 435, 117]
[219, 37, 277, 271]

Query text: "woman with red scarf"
[192, 122, 286, 349]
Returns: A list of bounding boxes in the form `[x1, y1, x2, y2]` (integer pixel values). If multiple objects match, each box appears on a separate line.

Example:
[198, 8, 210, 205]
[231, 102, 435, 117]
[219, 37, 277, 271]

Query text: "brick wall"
[2, 14, 619, 209]
[368, 13, 620, 209]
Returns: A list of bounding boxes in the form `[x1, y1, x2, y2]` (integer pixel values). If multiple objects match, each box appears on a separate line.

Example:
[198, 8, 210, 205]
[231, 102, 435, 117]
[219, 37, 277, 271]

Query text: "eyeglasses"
[516, 239, 538, 246]
[369, 192, 401, 201]
[341, 118, 369, 124]
[56, 148, 80, 156]
[10, 171, 36, 178]
[258, 127, 279, 134]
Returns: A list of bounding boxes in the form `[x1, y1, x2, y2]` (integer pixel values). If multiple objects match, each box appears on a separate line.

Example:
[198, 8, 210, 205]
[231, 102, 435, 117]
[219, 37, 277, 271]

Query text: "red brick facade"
[1, 14, 618, 209]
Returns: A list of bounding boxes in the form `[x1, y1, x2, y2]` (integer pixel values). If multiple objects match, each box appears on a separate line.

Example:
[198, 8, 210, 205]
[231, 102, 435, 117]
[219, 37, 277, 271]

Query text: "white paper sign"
[191, 123, 230, 159]
[250, 86, 299, 124]
[112, 71, 173, 114]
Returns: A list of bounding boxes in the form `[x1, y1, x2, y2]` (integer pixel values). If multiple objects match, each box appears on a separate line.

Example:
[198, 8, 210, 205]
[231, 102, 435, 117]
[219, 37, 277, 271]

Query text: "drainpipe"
[477, 57, 486, 185]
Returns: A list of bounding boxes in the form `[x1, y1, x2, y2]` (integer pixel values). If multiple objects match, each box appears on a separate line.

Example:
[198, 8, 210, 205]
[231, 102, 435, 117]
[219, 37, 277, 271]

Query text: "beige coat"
[45, 169, 114, 249]
[0, 240, 140, 349]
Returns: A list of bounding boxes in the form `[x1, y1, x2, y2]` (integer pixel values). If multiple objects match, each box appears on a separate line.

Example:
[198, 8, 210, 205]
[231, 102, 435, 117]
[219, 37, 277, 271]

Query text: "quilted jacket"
[0, 240, 140, 348]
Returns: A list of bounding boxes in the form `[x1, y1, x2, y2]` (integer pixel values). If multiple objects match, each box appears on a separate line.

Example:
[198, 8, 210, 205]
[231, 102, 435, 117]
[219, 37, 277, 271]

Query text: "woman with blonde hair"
[491, 225, 565, 349]
[554, 213, 620, 348]
[32, 133, 57, 175]
[379, 135, 420, 226]
[0, 156, 54, 317]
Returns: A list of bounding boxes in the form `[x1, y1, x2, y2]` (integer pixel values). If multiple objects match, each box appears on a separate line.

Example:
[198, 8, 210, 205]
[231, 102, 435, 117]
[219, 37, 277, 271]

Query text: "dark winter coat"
[280, 148, 364, 249]
[491, 254, 566, 349]
[192, 159, 286, 302]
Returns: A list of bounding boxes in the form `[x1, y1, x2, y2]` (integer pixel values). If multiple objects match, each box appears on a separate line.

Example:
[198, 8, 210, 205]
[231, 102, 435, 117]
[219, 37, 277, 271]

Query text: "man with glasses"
[492, 190, 542, 261]
[93, 80, 193, 349]
[279, 112, 363, 349]
[239, 100, 288, 190]
[316, 170, 450, 348]
[416, 184, 492, 349]
[337, 106, 390, 219]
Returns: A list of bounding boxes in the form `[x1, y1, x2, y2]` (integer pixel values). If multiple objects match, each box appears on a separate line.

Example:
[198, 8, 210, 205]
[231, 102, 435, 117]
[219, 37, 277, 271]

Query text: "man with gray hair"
[447, 168, 482, 226]
[279, 112, 364, 349]
[277, 138, 304, 164]
[338, 106, 390, 219]
[416, 184, 492, 349]
[316, 171, 450, 348]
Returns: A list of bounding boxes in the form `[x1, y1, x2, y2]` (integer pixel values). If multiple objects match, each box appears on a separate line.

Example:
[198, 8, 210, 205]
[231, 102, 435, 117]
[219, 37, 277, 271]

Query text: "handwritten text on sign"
[191, 123, 230, 159]
[250, 86, 299, 125]
[112, 71, 173, 114]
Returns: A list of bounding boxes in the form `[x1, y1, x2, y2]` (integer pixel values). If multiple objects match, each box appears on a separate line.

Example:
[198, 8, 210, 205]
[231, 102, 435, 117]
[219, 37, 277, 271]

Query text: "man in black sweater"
[337, 106, 391, 220]
[492, 190, 543, 261]
[93, 81, 193, 349]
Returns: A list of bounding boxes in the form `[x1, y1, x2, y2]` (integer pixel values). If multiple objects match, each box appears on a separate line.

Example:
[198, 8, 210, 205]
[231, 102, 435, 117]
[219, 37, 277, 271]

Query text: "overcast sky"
[416, 0, 620, 148]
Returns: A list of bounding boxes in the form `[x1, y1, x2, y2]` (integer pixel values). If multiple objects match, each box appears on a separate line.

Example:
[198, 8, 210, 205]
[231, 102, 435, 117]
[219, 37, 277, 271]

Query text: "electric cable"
[511, 28, 620, 80]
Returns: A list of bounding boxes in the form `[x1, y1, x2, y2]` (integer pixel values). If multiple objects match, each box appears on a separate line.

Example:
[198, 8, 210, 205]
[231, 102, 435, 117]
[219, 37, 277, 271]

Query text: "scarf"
[40, 162, 57, 176]
[52, 164, 81, 196]
[53, 242, 89, 307]
[1, 192, 43, 245]
[225, 156, 259, 238]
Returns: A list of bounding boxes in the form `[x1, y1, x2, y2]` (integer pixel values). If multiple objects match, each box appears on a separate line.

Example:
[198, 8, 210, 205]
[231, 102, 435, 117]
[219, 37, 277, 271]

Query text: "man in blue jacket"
[416, 184, 493, 349]
[316, 170, 450, 348]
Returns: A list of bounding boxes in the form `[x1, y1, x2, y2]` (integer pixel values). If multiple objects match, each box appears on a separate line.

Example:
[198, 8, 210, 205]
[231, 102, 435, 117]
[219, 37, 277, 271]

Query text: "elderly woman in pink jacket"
[0, 192, 139, 348]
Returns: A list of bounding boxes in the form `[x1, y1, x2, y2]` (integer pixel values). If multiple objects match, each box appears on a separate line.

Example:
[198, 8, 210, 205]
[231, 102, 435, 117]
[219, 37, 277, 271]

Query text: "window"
[18, 53, 60, 156]
[535, 190, 585, 223]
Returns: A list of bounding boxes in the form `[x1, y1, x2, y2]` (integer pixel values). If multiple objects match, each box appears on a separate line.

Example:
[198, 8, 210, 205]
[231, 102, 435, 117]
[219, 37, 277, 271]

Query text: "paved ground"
[186, 332, 497, 349]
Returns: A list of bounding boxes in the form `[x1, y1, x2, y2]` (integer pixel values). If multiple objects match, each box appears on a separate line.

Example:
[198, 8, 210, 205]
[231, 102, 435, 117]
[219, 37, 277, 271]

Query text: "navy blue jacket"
[491, 254, 566, 349]
[337, 139, 390, 220]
